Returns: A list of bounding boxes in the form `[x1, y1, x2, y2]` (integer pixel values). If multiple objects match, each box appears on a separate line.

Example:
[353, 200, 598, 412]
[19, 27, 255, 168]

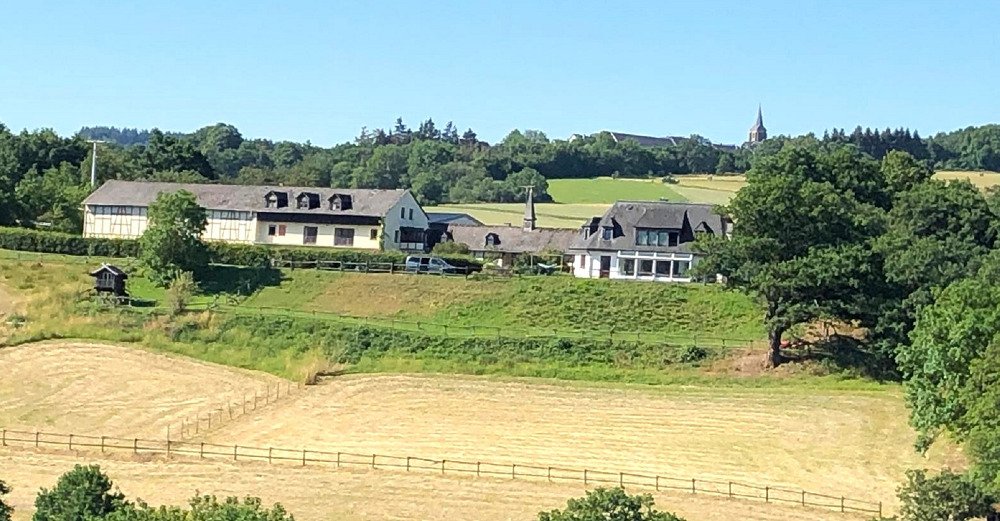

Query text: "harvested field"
[0, 448, 869, 521]
[0, 342, 284, 438]
[203, 374, 963, 512]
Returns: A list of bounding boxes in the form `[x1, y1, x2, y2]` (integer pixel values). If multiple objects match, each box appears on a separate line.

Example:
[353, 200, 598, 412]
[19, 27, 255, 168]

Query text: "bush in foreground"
[538, 488, 684, 521]
[0, 480, 12, 521]
[897, 469, 997, 521]
[33, 465, 126, 521]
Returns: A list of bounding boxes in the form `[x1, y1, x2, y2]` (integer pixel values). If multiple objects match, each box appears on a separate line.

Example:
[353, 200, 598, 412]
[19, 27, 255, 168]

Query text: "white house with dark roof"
[568, 201, 729, 282]
[82, 180, 429, 251]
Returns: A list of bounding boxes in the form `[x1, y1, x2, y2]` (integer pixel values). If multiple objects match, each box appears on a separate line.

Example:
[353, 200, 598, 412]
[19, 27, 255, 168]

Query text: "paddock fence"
[0, 429, 883, 518]
[166, 381, 304, 441]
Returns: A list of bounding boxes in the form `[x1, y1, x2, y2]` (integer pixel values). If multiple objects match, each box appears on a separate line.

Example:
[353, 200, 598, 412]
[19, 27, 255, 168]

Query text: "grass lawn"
[547, 177, 687, 204]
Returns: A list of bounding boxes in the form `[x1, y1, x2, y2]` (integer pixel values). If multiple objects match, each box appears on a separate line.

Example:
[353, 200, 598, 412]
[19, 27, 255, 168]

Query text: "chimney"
[522, 186, 536, 231]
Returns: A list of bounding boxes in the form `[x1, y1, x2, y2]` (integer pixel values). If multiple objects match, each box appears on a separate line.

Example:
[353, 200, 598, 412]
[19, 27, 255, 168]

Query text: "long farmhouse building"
[82, 180, 429, 251]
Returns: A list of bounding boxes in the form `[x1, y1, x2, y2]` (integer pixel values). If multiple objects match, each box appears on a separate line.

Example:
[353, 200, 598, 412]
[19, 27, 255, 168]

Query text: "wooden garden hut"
[90, 264, 129, 297]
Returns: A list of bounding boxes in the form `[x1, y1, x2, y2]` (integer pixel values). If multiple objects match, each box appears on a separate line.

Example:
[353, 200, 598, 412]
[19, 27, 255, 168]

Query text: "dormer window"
[329, 193, 353, 211]
[264, 191, 288, 209]
[601, 226, 613, 240]
[485, 233, 499, 247]
[296, 192, 320, 210]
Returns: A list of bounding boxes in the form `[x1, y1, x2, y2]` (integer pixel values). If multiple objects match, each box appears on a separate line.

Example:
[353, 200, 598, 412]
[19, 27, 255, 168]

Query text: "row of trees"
[695, 142, 1000, 519]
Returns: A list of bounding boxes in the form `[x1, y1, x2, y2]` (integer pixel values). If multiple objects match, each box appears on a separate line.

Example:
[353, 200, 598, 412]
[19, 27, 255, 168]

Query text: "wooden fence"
[0, 429, 882, 517]
[167, 381, 303, 441]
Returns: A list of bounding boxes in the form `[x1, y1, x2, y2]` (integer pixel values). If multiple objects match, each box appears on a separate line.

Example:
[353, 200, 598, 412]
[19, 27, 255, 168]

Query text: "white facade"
[572, 250, 695, 283]
[83, 189, 430, 252]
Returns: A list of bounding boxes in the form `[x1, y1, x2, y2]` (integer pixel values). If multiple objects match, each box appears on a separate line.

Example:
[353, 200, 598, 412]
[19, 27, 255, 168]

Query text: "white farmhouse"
[568, 201, 729, 282]
[82, 180, 429, 251]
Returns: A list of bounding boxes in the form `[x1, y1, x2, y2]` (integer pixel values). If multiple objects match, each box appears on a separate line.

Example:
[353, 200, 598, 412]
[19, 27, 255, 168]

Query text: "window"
[267, 225, 277, 236]
[636, 228, 680, 247]
[303, 226, 318, 245]
[400, 207, 406, 219]
[297, 198, 309, 209]
[578, 255, 585, 268]
[655, 260, 671, 276]
[394, 229, 400, 243]
[621, 258, 635, 276]
[602, 227, 613, 240]
[278, 225, 287, 236]
[370, 229, 378, 240]
[408, 209, 414, 220]
[334, 228, 355, 246]
[672, 260, 690, 278]
[639, 259, 654, 276]
[485, 233, 498, 246]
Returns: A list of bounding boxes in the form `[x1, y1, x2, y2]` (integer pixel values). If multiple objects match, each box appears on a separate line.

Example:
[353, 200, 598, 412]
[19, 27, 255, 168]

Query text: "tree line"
[3, 118, 1000, 234]
[694, 142, 1000, 519]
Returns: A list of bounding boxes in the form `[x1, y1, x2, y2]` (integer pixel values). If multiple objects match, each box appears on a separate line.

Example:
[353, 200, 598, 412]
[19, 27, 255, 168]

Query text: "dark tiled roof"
[89, 263, 127, 277]
[426, 212, 484, 226]
[568, 201, 726, 253]
[448, 225, 578, 254]
[750, 106, 766, 133]
[82, 180, 408, 218]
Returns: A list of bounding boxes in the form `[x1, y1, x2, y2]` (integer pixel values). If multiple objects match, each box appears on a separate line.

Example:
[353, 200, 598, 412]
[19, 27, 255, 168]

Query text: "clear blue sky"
[1, 1, 997, 145]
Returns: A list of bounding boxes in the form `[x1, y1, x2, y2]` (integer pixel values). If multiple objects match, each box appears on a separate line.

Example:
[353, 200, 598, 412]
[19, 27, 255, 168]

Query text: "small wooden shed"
[90, 264, 129, 297]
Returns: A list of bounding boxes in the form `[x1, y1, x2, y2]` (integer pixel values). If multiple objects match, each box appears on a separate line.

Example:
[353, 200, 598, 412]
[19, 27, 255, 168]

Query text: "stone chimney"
[523, 186, 536, 231]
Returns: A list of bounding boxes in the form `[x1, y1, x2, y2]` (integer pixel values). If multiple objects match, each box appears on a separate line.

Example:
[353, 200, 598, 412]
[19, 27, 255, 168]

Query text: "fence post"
[68, 434, 73, 451]
[1, 429, 5, 447]
[406, 457, 410, 471]
[879, 502, 882, 518]
[801, 490, 805, 506]
[512, 464, 516, 479]
[728, 482, 732, 499]
[371, 454, 376, 469]
[35, 431, 39, 448]
[547, 467, 552, 482]
[200, 442, 204, 458]
[840, 497, 844, 513]
[442, 460, 447, 475]
[234, 445, 238, 461]
[302, 450, 306, 466]
[765, 486, 769, 503]
[207, 413, 212, 429]
[692, 478, 696, 494]
[655, 475, 659, 491]
[101, 436, 106, 453]
[476, 462, 481, 477]
[584, 469, 588, 485]
[268, 447, 273, 464]
[166, 440, 171, 458]
[619, 472, 624, 487]
[133, 438, 138, 455]
[336, 452, 341, 467]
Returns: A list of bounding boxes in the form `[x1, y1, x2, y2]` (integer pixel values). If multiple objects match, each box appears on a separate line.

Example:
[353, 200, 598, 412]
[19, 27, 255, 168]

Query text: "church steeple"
[748, 105, 767, 144]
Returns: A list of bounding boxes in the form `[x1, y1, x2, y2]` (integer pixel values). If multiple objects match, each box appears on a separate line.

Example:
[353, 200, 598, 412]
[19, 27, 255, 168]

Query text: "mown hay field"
[0, 448, 866, 521]
[0, 342, 964, 520]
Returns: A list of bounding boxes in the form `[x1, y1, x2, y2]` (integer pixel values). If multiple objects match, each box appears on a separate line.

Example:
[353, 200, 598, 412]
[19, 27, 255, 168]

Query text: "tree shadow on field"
[199, 265, 282, 297]
[782, 334, 900, 382]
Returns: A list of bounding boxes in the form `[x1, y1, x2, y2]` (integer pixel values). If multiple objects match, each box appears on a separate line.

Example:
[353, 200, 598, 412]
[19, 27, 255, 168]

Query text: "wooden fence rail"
[0, 428, 882, 518]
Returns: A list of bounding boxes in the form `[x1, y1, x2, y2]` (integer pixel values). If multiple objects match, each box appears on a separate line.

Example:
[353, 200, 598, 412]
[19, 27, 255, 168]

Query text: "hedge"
[0, 227, 480, 269]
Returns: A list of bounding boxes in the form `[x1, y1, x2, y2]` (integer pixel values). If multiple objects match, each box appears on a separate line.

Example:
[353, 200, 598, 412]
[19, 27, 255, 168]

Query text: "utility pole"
[87, 140, 106, 187]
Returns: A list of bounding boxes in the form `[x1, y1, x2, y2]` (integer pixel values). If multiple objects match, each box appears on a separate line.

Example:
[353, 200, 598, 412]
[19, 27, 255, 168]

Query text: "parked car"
[404, 255, 460, 274]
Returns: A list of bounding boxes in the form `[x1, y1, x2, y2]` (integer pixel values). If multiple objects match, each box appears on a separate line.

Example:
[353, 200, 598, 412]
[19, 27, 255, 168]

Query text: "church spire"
[748, 105, 767, 144]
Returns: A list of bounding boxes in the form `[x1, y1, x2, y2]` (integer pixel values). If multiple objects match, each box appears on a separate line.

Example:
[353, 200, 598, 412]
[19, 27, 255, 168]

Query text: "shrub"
[431, 241, 470, 255]
[0, 227, 138, 257]
[538, 488, 684, 521]
[165, 272, 198, 316]
[33, 465, 126, 521]
[0, 480, 12, 521]
[674, 345, 709, 363]
[897, 469, 996, 521]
